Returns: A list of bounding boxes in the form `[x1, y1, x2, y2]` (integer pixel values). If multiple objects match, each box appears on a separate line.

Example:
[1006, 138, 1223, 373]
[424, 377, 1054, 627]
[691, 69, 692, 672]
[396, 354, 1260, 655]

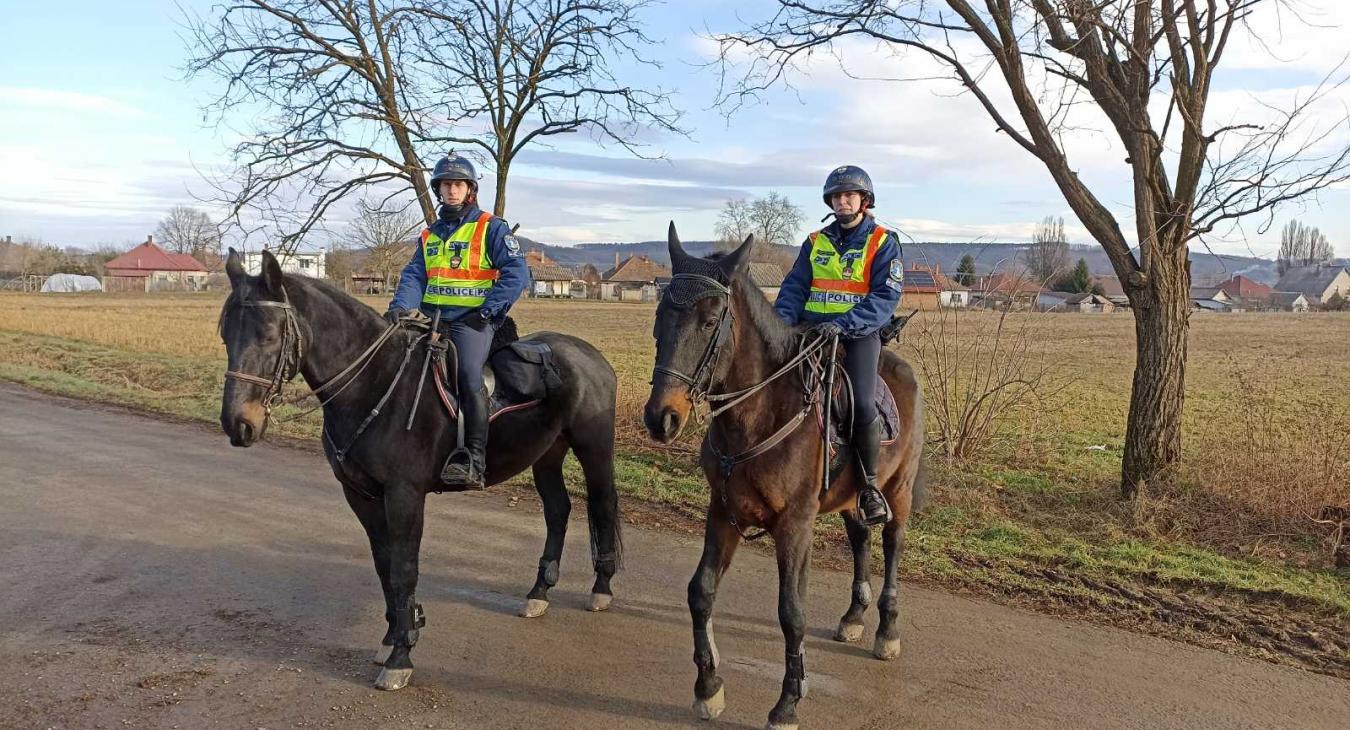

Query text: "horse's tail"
[910, 455, 929, 514]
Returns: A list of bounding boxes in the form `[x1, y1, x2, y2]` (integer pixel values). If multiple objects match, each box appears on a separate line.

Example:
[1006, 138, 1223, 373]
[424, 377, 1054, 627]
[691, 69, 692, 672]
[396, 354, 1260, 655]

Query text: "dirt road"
[0, 383, 1344, 729]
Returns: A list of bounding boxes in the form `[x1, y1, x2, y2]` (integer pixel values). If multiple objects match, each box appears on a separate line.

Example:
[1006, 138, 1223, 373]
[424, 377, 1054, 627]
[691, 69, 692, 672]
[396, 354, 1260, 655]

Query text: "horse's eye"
[702, 318, 719, 331]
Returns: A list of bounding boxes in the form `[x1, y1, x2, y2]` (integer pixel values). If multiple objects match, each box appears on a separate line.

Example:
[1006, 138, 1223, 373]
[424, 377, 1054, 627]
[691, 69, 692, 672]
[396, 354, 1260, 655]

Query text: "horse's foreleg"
[873, 514, 908, 661]
[688, 503, 741, 721]
[571, 427, 621, 611]
[343, 484, 396, 665]
[835, 509, 873, 643]
[768, 516, 813, 730]
[375, 485, 426, 691]
[523, 448, 570, 618]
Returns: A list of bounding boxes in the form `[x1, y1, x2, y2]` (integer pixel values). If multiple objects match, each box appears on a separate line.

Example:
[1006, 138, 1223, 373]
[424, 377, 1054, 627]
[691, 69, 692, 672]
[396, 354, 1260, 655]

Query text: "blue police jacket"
[389, 203, 530, 322]
[773, 215, 903, 337]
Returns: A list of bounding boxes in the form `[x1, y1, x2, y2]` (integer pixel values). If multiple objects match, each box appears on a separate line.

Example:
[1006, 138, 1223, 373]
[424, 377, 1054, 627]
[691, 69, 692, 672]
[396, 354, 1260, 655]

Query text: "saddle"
[817, 311, 914, 479]
[431, 317, 561, 421]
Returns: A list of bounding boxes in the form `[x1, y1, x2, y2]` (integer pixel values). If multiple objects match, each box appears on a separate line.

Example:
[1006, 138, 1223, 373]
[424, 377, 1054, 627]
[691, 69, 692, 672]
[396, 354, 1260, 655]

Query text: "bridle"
[651, 273, 735, 406]
[223, 298, 304, 416]
[222, 293, 404, 429]
[651, 271, 833, 540]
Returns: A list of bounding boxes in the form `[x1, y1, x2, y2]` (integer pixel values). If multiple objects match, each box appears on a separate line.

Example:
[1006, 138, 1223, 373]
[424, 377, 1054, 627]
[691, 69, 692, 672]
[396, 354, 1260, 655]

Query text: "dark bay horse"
[218, 250, 623, 691]
[644, 226, 925, 730]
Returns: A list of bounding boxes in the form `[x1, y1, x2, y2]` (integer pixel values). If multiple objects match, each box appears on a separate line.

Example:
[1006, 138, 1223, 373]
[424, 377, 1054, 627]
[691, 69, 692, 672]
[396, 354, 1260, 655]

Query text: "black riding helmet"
[822, 165, 875, 208]
[430, 152, 479, 199]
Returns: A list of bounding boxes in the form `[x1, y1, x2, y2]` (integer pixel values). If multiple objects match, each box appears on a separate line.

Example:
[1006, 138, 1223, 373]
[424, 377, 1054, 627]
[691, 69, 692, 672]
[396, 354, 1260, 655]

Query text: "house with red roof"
[103, 236, 209, 292]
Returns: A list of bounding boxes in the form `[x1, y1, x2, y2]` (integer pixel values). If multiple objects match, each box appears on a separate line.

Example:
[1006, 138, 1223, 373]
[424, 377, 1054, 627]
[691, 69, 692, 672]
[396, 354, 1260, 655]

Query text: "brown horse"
[644, 225, 925, 730]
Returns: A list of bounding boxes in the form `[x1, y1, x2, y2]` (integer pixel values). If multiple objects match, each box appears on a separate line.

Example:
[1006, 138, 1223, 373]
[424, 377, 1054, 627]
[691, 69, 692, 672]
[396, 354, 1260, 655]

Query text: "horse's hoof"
[374, 667, 412, 691]
[873, 636, 902, 661]
[766, 723, 799, 730]
[520, 598, 549, 618]
[692, 685, 725, 720]
[588, 593, 613, 612]
[372, 644, 394, 665]
[834, 621, 865, 643]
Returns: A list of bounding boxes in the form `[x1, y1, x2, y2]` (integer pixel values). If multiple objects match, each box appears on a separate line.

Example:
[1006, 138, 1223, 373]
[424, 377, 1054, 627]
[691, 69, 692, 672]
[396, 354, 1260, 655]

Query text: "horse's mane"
[218, 270, 386, 336]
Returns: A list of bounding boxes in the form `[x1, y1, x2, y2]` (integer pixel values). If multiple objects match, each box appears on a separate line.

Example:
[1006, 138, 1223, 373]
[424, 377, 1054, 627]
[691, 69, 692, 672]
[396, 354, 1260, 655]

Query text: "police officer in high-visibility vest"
[774, 165, 903, 525]
[386, 153, 529, 489]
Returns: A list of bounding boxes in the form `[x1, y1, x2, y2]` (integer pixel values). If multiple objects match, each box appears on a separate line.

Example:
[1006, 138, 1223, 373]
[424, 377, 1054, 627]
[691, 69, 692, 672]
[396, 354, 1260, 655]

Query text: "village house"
[1275, 265, 1350, 308]
[525, 250, 582, 298]
[898, 266, 943, 310]
[933, 269, 970, 308]
[601, 254, 671, 302]
[244, 248, 326, 279]
[1040, 291, 1115, 313]
[103, 235, 209, 292]
[971, 272, 1043, 310]
[1269, 292, 1312, 312]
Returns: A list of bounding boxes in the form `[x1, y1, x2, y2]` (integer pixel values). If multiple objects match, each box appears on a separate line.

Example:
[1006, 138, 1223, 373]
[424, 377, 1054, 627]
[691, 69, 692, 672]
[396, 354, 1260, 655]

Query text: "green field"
[2, 290, 1347, 675]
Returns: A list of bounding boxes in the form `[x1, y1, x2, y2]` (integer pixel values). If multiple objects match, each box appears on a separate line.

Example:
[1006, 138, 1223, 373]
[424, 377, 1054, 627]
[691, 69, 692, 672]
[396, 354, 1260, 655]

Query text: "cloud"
[0, 86, 147, 118]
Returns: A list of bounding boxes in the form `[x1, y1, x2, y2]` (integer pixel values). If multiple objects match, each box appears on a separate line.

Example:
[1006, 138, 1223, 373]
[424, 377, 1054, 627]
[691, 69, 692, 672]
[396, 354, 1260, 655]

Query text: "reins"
[654, 274, 835, 540]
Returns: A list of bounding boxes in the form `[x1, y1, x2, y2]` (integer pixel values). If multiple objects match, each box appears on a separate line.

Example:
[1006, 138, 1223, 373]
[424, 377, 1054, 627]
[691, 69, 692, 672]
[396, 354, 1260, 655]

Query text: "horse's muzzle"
[222, 401, 267, 447]
[643, 386, 690, 444]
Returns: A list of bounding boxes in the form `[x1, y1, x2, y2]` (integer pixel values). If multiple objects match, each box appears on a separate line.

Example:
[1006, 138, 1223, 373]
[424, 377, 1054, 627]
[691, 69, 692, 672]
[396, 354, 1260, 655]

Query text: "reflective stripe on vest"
[804, 225, 888, 315]
[421, 212, 498, 307]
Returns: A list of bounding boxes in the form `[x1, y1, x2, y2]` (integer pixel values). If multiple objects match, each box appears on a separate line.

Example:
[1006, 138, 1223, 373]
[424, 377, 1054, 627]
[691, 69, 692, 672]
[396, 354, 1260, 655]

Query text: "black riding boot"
[441, 386, 489, 489]
[855, 414, 892, 526]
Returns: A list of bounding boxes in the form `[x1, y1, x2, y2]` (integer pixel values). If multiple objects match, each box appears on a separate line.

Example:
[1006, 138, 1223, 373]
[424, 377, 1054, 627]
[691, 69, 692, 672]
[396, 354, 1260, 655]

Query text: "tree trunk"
[1121, 242, 1190, 498]
[492, 158, 509, 218]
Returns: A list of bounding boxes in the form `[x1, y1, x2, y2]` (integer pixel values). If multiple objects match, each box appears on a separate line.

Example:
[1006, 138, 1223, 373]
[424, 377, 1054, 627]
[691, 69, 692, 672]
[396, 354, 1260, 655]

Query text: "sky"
[1, 0, 1348, 259]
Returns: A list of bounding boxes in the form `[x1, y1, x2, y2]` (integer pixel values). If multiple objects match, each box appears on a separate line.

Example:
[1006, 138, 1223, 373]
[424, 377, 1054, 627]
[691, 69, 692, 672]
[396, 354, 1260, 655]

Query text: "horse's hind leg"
[688, 504, 741, 721]
[834, 509, 873, 643]
[768, 515, 813, 730]
[522, 440, 571, 618]
[375, 484, 428, 691]
[343, 483, 396, 666]
[571, 423, 621, 611]
[873, 501, 912, 661]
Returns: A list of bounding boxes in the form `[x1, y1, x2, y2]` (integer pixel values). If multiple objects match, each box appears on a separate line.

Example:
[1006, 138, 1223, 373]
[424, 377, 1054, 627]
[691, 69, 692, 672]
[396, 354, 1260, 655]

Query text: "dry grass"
[2, 291, 1349, 566]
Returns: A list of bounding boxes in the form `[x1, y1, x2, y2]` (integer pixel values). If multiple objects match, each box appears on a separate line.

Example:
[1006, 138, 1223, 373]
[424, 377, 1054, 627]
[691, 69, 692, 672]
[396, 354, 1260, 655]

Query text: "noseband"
[651, 273, 734, 405]
[223, 298, 304, 415]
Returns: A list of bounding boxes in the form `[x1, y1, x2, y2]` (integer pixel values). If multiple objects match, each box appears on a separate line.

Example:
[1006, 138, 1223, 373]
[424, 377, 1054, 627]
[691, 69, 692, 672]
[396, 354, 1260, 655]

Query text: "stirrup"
[440, 448, 485, 489]
[858, 486, 892, 526]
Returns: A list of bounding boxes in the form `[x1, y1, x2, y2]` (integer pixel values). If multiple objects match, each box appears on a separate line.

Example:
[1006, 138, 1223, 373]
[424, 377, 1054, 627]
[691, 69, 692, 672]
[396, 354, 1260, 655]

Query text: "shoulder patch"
[886, 260, 904, 292]
[504, 235, 521, 256]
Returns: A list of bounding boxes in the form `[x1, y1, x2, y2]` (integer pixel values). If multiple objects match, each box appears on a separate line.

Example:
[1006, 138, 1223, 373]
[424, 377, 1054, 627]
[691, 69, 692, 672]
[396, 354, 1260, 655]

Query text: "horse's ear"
[260, 249, 285, 295]
[667, 221, 689, 270]
[225, 248, 245, 289]
[719, 234, 754, 276]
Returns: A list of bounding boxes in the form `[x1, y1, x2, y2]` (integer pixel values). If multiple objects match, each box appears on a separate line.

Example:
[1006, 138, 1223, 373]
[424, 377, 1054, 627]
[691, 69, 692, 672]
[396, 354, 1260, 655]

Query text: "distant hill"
[515, 236, 1280, 285]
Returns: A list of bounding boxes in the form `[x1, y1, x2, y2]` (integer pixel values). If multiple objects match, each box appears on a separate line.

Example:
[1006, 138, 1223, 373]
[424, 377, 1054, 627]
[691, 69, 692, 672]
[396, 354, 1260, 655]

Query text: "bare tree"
[1278, 219, 1334, 275]
[1025, 216, 1070, 285]
[749, 191, 805, 247]
[714, 198, 755, 247]
[715, 1, 1350, 497]
[155, 206, 221, 263]
[185, 0, 681, 253]
[409, 0, 684, 217]
[347, 199, 422, 290]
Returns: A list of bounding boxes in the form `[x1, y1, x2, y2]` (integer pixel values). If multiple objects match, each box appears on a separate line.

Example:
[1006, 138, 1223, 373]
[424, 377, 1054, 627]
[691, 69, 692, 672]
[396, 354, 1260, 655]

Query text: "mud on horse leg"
[767, 516, 812, 730]
[835, 509, 873, 643]
[375, 485, 426, 691]
[523, 453, 570, 619]
[688, 504, 741, 720]
[873, 517, 907, 661]
[571, 422, 622, 611]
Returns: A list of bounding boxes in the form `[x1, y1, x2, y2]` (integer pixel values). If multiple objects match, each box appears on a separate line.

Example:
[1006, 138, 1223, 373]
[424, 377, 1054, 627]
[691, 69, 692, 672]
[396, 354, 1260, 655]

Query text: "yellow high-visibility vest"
[804, 225, 888, 314]
[421, 212, 498, 308]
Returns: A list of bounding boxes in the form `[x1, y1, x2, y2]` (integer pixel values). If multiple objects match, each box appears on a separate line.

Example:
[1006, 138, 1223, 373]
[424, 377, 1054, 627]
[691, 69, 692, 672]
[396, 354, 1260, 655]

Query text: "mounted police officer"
[774, 165, 903, 525]
[385, 152, 529, 489]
